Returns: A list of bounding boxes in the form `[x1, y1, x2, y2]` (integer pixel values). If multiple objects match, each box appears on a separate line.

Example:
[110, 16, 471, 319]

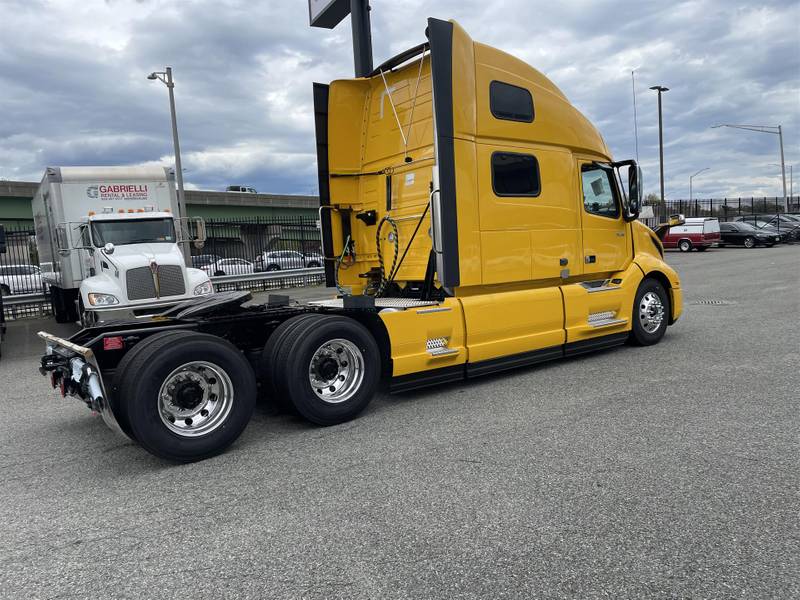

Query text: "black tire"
[766, 243, 775, 248]
[110, 330, 198, 438]
[0, 284, 10, 297]
[114, 331, 257, 462]
[266, 265, 280, 272]
[214, 270, 225, 276]
[51, 287, 73, 323]
[307, 261, 321, 268]
[743, 236, 756, 249]
[273, 315, 380, 426]
[696, 246, 708, 252]
[78, 299, 97, 329]
[629, 278, 670, 347]
[260, 313, 323, 405]
[678, 239, 692, 252]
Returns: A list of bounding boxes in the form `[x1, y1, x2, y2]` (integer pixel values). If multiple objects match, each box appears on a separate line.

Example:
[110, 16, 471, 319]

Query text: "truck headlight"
[193, 281, 213, 296]
[87, 293, 119, 306]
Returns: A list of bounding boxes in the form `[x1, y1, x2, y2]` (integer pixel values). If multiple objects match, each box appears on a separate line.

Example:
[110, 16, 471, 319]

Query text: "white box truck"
[32, 166, 213, 324]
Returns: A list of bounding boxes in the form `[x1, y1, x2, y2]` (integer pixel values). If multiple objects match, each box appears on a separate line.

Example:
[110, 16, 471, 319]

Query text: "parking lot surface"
[1, 246, 798, 599]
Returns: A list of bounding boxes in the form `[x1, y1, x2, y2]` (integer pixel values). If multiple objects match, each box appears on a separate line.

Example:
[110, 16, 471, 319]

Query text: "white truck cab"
[32, 166, 213, 324]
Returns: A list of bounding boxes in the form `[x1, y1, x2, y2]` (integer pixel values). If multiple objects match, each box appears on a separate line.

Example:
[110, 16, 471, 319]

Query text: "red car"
[662, 217, 721, 252]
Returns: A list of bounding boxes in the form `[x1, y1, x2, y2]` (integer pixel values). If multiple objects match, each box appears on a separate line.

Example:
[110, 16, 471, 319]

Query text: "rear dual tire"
[264, 314, 380, 426]
[111, 331, 256, 462]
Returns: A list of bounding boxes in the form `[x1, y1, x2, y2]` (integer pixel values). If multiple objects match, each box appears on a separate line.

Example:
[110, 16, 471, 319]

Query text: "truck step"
[426, 337, 459, 357]
[587, 311, 628, 329]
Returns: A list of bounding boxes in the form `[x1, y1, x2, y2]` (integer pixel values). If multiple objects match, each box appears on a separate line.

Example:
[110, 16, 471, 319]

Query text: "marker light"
[127, 209, 134, 213]
[88, 211, 96, 216]
[103, 336, 124, 351]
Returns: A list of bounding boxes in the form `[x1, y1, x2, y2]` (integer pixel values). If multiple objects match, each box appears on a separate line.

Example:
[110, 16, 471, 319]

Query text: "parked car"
[225, 185, 257, 194]
[254, 250, 324, 272]
[661, 217, 721, 252]
[191, 254, 222, 269]
[0, 264, 46, 295]
[734, 215, 800, 243]
[201, 258, 255, 276]
[718, 222, 780, 248]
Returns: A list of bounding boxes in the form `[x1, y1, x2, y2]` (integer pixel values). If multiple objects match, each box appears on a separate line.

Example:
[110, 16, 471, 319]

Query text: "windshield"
[737, 222, 761, 232]
[91, 218, 176, 247]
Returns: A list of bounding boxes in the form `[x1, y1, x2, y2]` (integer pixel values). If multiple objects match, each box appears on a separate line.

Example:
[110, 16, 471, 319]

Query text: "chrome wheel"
[308, 338, 364, 404]
[158, 361, 234, 437]
[639, 291, 665, 334]
[744, 237, 755, 248]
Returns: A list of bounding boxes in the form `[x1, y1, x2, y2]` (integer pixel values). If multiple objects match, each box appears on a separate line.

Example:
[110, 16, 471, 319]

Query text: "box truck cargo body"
[32, 166, 212, 323]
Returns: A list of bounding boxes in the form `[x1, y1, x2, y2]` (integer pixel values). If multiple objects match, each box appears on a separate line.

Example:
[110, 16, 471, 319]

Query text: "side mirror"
[625, 165, 643, 221]
[103, 242, 115, 255]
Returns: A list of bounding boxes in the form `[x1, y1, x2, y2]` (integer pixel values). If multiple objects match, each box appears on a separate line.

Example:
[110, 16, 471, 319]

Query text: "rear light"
[103, 336, 124, 351]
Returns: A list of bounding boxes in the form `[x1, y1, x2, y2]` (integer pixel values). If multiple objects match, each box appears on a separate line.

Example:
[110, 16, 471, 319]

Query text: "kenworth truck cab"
[32, 166, 212, 325]
[38, 19, 681, 462]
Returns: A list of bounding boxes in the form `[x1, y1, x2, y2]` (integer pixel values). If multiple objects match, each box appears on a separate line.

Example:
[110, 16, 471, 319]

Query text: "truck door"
[578, 162, 631, 275]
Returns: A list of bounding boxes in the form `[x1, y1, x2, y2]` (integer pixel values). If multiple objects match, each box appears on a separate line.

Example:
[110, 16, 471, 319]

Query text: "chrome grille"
[126, 265, 186, 301]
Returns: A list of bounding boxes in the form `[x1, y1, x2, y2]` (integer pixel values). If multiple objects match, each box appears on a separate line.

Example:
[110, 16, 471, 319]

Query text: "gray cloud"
[0, 0, 797, 199]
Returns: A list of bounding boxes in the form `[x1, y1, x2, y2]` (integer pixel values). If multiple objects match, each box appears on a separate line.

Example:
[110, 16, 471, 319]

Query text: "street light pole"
[711, 123, 788, 212]
[148, 67, 190, 266]
[770, 163, 794, 206]
[631, 69, 639, 162]
[689, 167, 710, 203]
[650, 85, 669, 204]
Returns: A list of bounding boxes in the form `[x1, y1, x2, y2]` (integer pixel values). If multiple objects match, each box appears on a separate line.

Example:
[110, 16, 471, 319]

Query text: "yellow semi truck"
[38, 19, 681, 462]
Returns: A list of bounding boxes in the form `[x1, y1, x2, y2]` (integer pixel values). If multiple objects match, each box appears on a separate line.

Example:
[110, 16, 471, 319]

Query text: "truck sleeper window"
[91, 218, 176, 247]
[492, 152, 541, 197]
[490, 81, 534, 122]
[581, 165, 620, 218]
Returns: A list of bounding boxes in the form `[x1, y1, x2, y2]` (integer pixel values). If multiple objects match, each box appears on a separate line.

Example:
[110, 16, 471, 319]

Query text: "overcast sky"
[1, 0, 798, 199]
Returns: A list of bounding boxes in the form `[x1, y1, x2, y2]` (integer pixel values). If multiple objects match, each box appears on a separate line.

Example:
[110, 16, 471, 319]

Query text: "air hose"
[334, 234, 352, 296]
[375, 215, 399, 297]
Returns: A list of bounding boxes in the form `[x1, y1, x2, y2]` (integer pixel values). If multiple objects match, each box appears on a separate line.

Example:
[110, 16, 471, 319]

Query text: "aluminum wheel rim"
[158, 361, 234, 437]
[639, 291, 665, 334]
[744, 237, 754, 248]
[308, 338, 364, 404]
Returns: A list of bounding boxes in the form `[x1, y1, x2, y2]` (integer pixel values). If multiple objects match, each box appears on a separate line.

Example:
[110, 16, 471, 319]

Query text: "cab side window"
[581, 165, 620, 218]
[492, 152, 541, 197]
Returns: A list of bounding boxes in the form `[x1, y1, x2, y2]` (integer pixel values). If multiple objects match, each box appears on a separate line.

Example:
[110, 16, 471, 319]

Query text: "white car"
[0, 264, 46, 295]
[201, 258, 255, 277]
[255, 251, 324, 272]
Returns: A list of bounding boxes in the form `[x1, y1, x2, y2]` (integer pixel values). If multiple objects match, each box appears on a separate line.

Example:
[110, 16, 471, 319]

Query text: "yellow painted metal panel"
[453, 139, 483, 287]
[380, 298, 466, 376]
[450, 21, 477, 140]
[562, 262, 642, 343]
[460, 287, 564, 362]
[480, 230, 531, 284]
[474, 43, 611, 158]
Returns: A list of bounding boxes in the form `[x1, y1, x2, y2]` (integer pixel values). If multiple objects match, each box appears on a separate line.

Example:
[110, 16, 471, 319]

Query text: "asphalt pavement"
[0, 246, 798, 599]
